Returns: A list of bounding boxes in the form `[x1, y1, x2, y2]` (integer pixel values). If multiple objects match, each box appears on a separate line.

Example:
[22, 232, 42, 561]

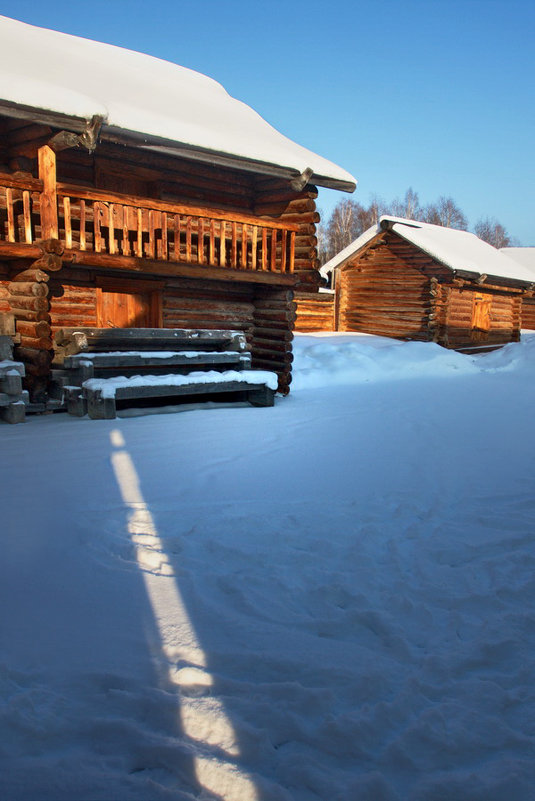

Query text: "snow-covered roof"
[500, 248, 535, 277]
[0, 16, 356, 192]
[322, 216, 535, 285]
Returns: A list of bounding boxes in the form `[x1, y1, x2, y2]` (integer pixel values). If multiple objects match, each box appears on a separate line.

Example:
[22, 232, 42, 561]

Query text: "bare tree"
[474, 217, 513, 248]
[324, 199, 364, 261]
[424, 196, 468, 230]
[391, 187, 423, 220]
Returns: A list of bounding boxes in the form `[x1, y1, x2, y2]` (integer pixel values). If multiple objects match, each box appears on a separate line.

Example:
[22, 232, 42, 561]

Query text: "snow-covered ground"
[2, 332, 535, 801]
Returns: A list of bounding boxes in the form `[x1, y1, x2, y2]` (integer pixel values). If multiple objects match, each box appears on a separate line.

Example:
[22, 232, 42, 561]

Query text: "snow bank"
[2, 334, 535, 800]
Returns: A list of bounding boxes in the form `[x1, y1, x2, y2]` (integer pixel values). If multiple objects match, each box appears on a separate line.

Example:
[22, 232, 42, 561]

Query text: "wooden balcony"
[0, 170, 298, 278]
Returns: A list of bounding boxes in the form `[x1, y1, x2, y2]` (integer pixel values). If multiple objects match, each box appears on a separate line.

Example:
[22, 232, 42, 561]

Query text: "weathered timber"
[83, 377, 275, 419]
[19, 335, 53, 350]
[30, 253, 63, 272]
[8, 281, 49, 298]
[9, 267, 50, 283]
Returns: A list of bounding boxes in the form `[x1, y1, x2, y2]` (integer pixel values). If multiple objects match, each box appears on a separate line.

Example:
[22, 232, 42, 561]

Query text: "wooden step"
[68, 370, 277, 419]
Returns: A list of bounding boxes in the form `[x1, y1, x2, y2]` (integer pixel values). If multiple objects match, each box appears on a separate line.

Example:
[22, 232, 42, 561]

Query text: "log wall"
[0, 262, 9, 313]
[336, 235, 444, 341]
[443, 286, 522, 349]
[1, 113, 319, 398]
[294, 291, 335, 331]
[521, 298, 535, 330]
[334, 231, 524, 349]
[49, 270, 98, 333]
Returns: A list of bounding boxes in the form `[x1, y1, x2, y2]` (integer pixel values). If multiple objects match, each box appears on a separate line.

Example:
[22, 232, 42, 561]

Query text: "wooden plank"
[209, 219, 216, 265]
[5, 188, 15, 242]
[56, 181, 299, 230]
[270, 230, 277, 272]
[38, 146, 58, 239]
[0, 172, 43, 191]
[186, 216, 192, 262]
[173, 214, 181, 261]
[261, 228, 267, 271]
[220, 220, 226, 267]
[108, 202, 116, 255]
[147, 209, 155, 259]
[161, 212, 168, 260]
[231, 222, 237, 268]
[23, 191, 32, 244]
[66, 248, 298, 286]
[94, 201, 102, 252]
[79, 200, 86, 250]
[197, 218, 204, 264]
[121, 204, 130, 256]
[63, 196, 72, 249]
[241, 224, 248, 269]
[251, 226, 258, 271]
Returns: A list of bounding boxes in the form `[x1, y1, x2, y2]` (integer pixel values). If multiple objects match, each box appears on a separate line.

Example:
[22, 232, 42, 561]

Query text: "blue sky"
[4, 0, 534, 243]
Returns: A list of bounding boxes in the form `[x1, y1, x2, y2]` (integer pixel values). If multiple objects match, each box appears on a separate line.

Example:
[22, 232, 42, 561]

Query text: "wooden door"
[471, 292, 492, 340]
[96, 280, 162, 329]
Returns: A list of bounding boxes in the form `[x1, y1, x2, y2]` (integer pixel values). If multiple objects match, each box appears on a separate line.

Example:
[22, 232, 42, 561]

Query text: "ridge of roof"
[321, 217, 535, 286]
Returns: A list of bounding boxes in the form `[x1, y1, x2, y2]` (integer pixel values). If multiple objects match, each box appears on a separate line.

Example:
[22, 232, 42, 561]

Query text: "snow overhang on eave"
[453, 269, 532, 290]
[0, 100, 356, 193]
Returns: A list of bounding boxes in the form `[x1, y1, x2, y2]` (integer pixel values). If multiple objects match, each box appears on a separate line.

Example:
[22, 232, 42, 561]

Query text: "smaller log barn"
[320, 217, 535, 350]
[0, 16, 356, 405]
[500, 248, 535, 330]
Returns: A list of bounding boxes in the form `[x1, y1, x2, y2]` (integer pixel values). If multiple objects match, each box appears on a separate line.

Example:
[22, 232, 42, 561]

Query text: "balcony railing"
[0, 174, 298, 274]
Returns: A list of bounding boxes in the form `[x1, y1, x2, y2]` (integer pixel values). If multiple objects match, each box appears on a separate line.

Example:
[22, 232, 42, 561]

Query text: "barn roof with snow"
[0, 15, 356, 192]
[500, 248, 535, 277]
[321, 217, 535, 286]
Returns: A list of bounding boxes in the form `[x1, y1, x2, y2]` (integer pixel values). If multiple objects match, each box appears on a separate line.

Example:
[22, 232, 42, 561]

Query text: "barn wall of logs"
[442, 286, 522, 349]
[45, 271, 295, 395]
[521, 299, 535, 330]
[0, 262, 9, 313]
[294, 291, 335, 332]
[334, 232, 525, 349]
[0, 111, 326, 400]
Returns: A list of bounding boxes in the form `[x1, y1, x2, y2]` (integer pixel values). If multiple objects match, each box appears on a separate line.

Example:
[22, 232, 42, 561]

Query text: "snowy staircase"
[52, 328, 277, 419]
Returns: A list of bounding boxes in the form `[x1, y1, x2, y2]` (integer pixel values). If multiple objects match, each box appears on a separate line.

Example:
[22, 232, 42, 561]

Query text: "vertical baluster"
[108, 202, 115, 254]
[281, 230, 287, 272]
[209, 219, 215, 265]
[270, 229, 277, 272]
[79, 200, 86, 250]
[186, 217, 192, 261]
[23, 190, 32, 244]
[94, 201, 102, 252]
[173, 214, 181, 260]
[289, 231, 295, 273]
[122, 205, 130, 256]
[63, 196, 72, 248]
[241, 224, 248, 269]
[136, 208, 143, 257]
[147, 210, 155, 259]
[251, 225, 258, 270]
[231, 222, 237, 268]
[261, 228, 267, 270]
[6, 188, 15, 242]
[160, 212, 168, 260]
[220, 220, 226, 267]
[197, 218, 204, 264]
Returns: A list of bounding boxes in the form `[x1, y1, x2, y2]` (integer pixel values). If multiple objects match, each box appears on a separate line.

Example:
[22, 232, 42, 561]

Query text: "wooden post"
[38, 146, 58, 240]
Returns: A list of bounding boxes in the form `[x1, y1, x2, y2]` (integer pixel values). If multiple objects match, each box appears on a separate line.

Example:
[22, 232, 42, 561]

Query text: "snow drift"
[2, 333, 535, 800]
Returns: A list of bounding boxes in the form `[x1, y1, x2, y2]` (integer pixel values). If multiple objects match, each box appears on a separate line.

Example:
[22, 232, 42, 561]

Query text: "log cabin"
[0, 15, 356, 403]
[316, 217, 535, 350]
[500, 248, 535, 330]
